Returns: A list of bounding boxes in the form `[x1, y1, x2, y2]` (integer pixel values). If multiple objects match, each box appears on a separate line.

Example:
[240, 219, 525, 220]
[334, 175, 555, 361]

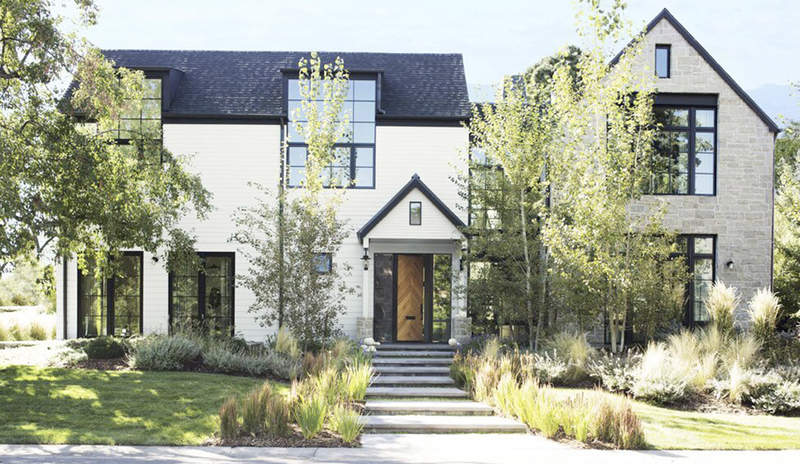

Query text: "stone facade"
[627, 18, 775, 325]
[451, 316, 472, 343]
[356, 317, 373, 341]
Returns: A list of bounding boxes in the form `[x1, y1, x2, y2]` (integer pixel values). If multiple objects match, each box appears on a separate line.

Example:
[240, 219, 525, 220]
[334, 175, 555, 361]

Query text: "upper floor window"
[116, 78, 162, 141]
[286, 78, 376, 188]
[649, 106, 716, 196]
[469, 146, 504, 230]
[409, 202, 422, 225]
[655, 45, 671, 78]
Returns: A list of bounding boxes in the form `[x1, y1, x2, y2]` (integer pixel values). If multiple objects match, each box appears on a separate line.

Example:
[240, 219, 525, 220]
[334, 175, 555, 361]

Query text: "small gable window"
[655, 45, 671, 78]
[409, 202, 422, 226]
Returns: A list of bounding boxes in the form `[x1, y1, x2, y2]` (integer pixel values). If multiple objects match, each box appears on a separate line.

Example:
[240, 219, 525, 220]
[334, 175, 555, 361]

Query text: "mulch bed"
[207, 426, 359, 448]
[659, 391, 765, 416]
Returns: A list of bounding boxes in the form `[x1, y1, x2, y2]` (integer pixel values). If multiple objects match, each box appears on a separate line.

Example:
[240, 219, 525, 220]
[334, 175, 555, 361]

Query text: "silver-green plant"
[705, 281, 740, 333]
[747, 288, 781, 342]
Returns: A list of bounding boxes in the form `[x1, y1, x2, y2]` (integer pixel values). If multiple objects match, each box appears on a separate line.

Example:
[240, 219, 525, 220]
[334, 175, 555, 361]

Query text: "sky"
[77, 0, 800, 113]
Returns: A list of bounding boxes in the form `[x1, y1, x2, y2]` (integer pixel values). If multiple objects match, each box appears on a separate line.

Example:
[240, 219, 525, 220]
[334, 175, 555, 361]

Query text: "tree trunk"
[518, 190, 535, 351]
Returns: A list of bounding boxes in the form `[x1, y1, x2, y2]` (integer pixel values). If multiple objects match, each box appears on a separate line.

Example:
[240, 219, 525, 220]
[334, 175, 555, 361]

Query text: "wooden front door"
[396, 254, 424, 342]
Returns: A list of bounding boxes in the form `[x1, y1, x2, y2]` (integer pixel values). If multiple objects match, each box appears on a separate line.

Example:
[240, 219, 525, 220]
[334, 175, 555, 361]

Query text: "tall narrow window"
[409, 202, 422, 225]
[169, 253, 235, 335]
[469, 146, 505, 230]
[650, 106, 716, 195]
[671, 236, 716, 324]
[117, 77, 163, 164]
[287, 78, 376, 188]
[655, 45, 671, 78]
[432, 254, 452, 342]
[77, 252, 143, 337]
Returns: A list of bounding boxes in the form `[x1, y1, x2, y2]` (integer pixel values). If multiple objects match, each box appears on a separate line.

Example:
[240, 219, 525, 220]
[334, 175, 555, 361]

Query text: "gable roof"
[96, 50, 470, 121]
[357, 174, 467, 243]
[610, 8, 779, 133]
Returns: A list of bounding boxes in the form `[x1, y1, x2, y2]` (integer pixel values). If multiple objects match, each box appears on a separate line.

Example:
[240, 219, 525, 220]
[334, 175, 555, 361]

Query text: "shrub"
[83, 336, 126, 359]
[328, 405, 364, 443]
[450, 355, 474, 390]
[493, 373, 518, 413]
[342, 362, 372, 401]
[483, 337, 502, 359]
[721, 333, 761, 371]
[559, 394, 592, 443]
[631, 342, 690, 403]
[264, 391, 291, 438]
[528, 352, 569, 384]
[587, 351, 638, 392]
[9, 322, 29, 341]
[590, 392, 646, 449]
[203, 345, 298, 379]
[294, 393, 327, 439]
[128, 335, 201, 371]
[241, 386, 264, 436]
[748, 288, 781, 342]
[274, 326, 301, 361]
[750, 379, 800, 414]
[219, 397, 238, 440]
[28, 321, 50, 340]
[528, 389, 560, 438]
[545, 331, 595, 382]
[0, 322, 10, 341]
[312, 367, 343, 408]
[705, 281, 739, 332]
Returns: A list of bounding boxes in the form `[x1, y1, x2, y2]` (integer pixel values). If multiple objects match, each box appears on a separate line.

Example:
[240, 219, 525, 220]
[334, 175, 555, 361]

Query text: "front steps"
[364, 343, 526, 434]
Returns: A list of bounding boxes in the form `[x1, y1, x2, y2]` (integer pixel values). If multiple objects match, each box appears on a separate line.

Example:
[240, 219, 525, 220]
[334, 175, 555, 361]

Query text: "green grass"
[553, 388, 800, 450]
[0, 365, 288, 445]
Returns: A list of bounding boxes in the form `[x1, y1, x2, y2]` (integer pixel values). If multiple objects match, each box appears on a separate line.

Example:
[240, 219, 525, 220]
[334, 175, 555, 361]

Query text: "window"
[649, 106, 716, 195]
[671, 235, 715, 324]
[116, 77, 163, 164]
[469, 147, 505, 229]
[286, 78, 376, 188]
[169, 253, 234, 335]
[409, 202, 422, 225]
[77, 252, 143, 337]
[313, 253, 332, 274]
[655, 45, 670, 78]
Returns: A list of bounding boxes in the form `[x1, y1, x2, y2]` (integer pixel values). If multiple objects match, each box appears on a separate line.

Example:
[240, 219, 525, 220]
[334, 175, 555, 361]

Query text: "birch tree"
[544, 0, 685, 352]
[233, 53, 356, 348]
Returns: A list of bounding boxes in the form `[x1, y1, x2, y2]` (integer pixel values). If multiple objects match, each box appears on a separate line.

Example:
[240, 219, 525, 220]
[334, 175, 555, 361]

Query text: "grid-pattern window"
[169, 253, 234, 335]
[116, 78, 162, 141]
[672, 236, 716, 324]
[469, 147, 504, 230]
[650, 106, 716, 195]
[286, 78, 376, 188]
[77, 253, 142, 338]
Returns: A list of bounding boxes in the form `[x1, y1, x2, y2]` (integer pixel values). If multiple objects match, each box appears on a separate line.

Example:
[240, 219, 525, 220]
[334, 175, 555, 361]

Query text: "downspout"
[62, 256, 68, 339]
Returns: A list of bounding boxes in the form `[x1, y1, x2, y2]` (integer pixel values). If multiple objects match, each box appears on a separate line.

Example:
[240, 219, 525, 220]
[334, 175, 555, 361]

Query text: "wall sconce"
[726, 260, 735, 270]
[151, 256, 159, 263]
[361, 250, 370, 271]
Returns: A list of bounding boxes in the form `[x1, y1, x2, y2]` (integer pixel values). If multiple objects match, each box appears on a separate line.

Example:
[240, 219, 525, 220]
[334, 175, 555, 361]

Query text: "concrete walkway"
[1, 436, 799, 464]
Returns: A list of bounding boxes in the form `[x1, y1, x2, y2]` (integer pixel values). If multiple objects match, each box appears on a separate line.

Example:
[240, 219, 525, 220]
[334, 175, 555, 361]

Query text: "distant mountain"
[747, 83, 800, 126]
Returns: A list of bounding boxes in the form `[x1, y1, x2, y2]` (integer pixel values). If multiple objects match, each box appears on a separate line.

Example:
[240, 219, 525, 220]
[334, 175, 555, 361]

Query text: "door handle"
[405, 315, 416, 320]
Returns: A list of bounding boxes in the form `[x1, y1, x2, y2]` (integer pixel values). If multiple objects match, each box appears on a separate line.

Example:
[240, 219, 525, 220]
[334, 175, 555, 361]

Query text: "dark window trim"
[409, 201, 422, 225]
[167, 251, 235, 336]
[671, 235, 716, 326]
[286, 142, 376, 189]
[655, 44, 671, 78]
[649, 105, 717, 196]
[76, 251, 144, 338]
[313, 253, 333, 274]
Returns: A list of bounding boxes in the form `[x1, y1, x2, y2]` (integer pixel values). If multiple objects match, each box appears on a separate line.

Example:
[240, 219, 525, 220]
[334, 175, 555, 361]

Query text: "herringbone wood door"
[396, 255, 424, 341]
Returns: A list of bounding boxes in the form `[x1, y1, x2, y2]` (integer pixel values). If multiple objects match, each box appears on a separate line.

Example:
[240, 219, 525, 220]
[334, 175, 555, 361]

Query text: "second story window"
[649, 106, 716, 196]
[286, 78, 376, 188]
[469, 147, 504, 230]
[655, 45, 671, 78]
[117, 78, 162, 141]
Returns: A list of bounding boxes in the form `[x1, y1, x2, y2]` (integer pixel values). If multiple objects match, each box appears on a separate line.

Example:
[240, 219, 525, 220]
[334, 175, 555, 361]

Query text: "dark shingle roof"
[100, 50, 470, 120]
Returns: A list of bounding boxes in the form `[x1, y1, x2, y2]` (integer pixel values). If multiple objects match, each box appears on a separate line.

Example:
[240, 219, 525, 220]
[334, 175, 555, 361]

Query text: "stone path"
[363, 343, 527, 433]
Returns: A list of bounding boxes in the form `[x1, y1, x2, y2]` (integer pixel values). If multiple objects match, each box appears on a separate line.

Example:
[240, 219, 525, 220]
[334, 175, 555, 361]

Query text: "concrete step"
[371, 376, 455, 386]
[365, 400, 494, 416]
[373, 366, 452, 376]
[362, 415, 527, 433]
[377, 343, 456, 351]
[366, 387, 469, 399]
[374, 350, 455, 358]
[372, 357, 453, 365]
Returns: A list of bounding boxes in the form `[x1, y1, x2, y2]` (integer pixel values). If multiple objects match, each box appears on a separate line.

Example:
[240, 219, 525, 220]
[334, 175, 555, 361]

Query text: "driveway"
[1, 434, 799, 464]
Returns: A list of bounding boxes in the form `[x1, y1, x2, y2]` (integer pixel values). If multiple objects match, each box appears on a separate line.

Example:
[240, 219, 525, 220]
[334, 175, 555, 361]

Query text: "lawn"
[0, 365, 288, 445]
[554, 388, 800, 450]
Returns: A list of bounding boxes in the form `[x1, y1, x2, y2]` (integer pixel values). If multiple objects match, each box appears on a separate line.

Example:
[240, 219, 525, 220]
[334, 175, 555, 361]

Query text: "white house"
[56, 51, 473, 343]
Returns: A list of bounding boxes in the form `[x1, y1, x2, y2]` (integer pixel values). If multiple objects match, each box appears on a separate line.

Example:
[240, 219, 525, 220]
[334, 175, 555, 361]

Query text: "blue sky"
[82, 0, 800, 115]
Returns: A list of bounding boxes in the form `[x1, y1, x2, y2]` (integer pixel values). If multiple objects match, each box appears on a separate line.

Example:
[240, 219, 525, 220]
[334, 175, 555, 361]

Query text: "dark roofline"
[610, 8, 779, 133]
[357, 174, 467, 243]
